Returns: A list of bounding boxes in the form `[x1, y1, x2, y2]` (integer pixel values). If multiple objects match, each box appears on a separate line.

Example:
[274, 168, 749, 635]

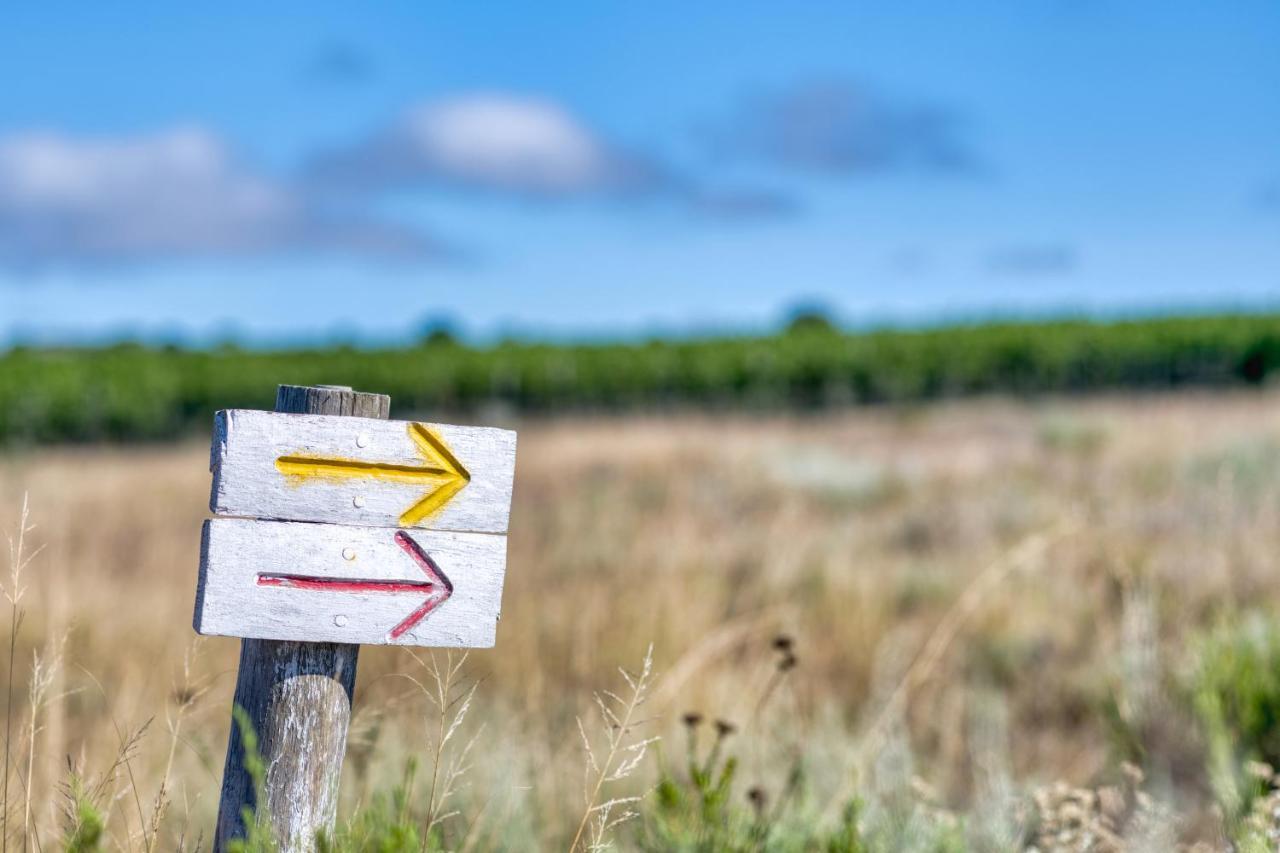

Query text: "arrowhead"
[398, 423, 471, 526]
[389, 530, 454, 640]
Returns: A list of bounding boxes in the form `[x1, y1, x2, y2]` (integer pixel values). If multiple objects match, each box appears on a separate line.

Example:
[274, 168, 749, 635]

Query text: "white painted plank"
[195, 518, 507, 647]
[210, 410, 516, 533]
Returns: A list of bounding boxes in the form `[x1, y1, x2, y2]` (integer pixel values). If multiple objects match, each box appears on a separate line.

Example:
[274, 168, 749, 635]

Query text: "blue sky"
[1, 1, 1278, 345]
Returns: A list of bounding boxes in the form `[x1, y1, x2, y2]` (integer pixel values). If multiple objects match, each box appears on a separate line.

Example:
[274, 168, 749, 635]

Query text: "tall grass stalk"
[397, 650, 482, 841]
[58, 716, 150, 852]
[569, 644, 657, 853]
[4, 495, 39, 852]
[146, 643, 212, 853]
[22, 635, 66, 853]
[78, 668, 152, 850]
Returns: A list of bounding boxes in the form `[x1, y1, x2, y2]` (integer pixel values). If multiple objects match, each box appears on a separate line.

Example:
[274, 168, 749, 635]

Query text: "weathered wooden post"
[212, 385, 384, 850]
[202, 384, 516, 851]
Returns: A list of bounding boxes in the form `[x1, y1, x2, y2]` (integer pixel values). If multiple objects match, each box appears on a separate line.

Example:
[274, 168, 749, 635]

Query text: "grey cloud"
[0, 127, 445, 270]
[986, 245, 1078, 276]
[307, 94, 675, 198]
[710, 79, 978, 176]
[305, 93, 797, 219]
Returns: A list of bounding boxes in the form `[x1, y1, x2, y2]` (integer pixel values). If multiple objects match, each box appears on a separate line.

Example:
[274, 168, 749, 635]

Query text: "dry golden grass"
[2, 390, 1280, 848]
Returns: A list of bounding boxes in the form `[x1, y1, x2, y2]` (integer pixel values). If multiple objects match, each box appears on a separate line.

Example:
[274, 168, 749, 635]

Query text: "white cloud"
[0, 127, 439, 269]
[0, 93, 796, 271]
[308, 93, 668, 196]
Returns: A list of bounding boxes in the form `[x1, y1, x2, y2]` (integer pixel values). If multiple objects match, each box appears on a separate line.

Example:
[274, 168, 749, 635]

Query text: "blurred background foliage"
[6, 312, 1280, 445]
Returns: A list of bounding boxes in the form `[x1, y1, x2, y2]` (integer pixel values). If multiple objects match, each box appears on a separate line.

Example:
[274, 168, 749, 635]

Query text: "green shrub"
[1188, 613, 1280, 832]
[637, 706, 964, 851]
[316, 762, 423, 853]
[1191, 615, 1280, 768]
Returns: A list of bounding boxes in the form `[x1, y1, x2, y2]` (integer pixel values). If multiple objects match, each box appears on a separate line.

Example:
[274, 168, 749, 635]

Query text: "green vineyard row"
[4, 313, 1280, 444]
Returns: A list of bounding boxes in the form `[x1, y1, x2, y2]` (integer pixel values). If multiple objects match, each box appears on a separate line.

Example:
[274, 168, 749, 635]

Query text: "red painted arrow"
[257, 530, 454, 640]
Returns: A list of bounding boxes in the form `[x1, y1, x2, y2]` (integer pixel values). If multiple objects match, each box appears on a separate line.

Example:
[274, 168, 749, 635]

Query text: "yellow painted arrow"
[275, 422, 471, 526]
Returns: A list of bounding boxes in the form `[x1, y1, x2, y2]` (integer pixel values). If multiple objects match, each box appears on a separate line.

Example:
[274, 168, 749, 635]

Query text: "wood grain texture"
[196, 518, 506, 647]
[218, 639, 356, 853]
[276, 384, 389, 419]
[210, 409, 517, 533]
[214, 385, 380, 853]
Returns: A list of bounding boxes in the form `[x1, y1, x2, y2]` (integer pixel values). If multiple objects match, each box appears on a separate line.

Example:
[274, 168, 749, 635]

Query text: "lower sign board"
[195, 518, 506, 647]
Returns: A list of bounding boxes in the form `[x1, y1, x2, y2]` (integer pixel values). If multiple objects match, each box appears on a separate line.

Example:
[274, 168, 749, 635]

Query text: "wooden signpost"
[197, 385, 516, 852]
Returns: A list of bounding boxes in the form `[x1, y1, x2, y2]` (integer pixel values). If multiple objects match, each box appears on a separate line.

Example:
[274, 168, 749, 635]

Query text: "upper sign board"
[210, 409, 517, 533]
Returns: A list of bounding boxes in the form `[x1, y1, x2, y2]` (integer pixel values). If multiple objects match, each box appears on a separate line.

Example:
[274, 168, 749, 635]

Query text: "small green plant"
[225, 705, 279, 853]
[1189, 615, 1280, 813]
[60, 771, 106, 853]
[1194, 615, 1280, 761]
[641, 714, 763, 852]
[635, 634, 980, 853]
[57, 724, 152, 853]
[640, 636, 846, 852]
[317, 762, 422, 853]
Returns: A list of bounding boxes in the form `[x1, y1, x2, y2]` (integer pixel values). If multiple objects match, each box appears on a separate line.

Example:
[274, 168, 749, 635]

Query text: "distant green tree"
[784, 305, 838, 335]
[418, 316, 462, 347]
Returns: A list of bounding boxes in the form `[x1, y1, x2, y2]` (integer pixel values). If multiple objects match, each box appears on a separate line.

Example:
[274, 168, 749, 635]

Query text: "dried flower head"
[772, 635, 794, 652]
[1120, 761, 1145, 788]
[778, 652, 798, 671]
[747, 785, 767, 816]
[714, 719, 736, 738]
[681, 711, 704, 729]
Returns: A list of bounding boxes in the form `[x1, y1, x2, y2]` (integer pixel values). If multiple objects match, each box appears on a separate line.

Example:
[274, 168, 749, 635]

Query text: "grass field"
[5, 391, 1280, 850]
